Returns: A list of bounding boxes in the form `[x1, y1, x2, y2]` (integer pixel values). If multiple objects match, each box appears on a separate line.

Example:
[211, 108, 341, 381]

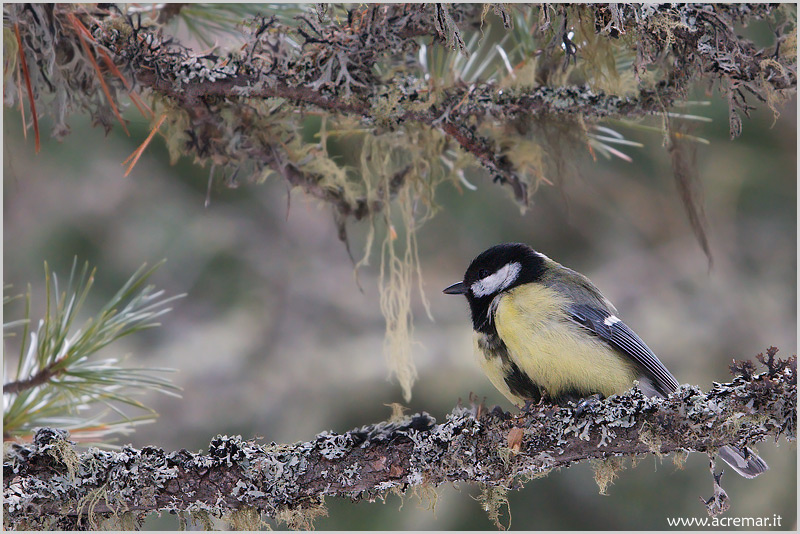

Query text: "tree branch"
[6, 4, 795, 217]
[3, 366, 58, 395]
[4, 353, 795, 529]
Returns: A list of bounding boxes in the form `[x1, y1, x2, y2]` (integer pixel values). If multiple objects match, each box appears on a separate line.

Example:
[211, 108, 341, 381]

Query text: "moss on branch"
[4, 352, 795, 529]
[4, 4, 796, 213]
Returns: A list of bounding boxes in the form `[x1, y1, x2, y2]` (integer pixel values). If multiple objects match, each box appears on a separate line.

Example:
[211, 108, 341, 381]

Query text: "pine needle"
[15, 58, 26, 141]
[123, 113, 168, 176]
[97, 47, 153, 119]
[14, 22, 39, 153]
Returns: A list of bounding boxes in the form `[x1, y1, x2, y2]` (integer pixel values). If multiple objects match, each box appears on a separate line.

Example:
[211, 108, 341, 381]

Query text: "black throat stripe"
[471, 296, 498, 335]
[477, 332, 542, 403]
[504, 361, 542, 403]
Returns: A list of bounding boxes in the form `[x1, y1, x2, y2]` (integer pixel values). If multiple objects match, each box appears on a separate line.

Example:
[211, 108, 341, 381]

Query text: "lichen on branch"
[4, 352, 795, 530]
[5, 4, 795, 210]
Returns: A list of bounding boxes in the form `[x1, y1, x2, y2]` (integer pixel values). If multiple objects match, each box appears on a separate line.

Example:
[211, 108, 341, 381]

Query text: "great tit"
[444, 242, 767, 478]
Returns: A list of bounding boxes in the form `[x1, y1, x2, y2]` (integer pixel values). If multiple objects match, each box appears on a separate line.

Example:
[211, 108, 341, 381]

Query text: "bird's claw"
[574, 394, 603, 416]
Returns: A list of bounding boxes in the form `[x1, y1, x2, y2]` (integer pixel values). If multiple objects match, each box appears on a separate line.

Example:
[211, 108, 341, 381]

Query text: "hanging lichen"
[3, 3, 796, 402]
[362, 125, 461, 401]
[478, 483, 511, 530]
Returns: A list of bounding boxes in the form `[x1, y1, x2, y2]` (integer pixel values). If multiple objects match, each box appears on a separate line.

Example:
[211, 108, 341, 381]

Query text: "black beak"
[443, 281, 467, 295]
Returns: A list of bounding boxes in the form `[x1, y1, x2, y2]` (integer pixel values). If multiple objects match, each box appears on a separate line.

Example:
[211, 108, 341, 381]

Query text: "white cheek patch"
[603, 315, 620, 326]
[471, 262, 521, 297]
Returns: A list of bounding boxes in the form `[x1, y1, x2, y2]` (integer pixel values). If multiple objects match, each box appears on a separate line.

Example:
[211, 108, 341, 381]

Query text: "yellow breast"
[493, 284, 639, 401]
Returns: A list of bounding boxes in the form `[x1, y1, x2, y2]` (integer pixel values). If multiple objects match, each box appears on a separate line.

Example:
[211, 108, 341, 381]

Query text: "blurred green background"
[3, 19, 797, 533]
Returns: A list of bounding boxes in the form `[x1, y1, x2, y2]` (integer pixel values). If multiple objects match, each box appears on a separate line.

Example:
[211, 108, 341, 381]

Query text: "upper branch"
[6, 4, 794, 216]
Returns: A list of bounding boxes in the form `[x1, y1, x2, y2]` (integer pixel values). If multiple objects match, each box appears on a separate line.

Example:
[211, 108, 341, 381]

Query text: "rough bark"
[4, 353, 795, 530]
[5, 4, 796, 212]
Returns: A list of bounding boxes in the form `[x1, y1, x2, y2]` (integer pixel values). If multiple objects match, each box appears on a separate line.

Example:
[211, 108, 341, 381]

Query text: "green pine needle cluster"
[3, 260, 183, 444]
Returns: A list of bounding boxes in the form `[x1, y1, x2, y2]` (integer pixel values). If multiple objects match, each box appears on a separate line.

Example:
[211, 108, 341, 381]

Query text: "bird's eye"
[478, 269, 490, 278]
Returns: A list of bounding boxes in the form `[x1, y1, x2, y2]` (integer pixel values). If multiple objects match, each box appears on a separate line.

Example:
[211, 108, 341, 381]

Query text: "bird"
[443, 242, 768, 478]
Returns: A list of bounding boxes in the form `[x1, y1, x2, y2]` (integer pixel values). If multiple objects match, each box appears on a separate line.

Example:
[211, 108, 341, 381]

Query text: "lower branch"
[3, 354, 795, 529]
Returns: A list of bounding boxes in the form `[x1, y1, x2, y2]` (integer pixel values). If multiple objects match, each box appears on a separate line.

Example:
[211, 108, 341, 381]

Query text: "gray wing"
[567, 303, 679, 397]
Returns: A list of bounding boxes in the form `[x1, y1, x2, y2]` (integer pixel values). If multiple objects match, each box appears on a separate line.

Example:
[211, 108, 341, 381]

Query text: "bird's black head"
[443, 243, 546, 333]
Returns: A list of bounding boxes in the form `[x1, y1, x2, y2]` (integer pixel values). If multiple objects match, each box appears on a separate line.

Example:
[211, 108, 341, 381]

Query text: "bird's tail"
[718, 445, 769, 478]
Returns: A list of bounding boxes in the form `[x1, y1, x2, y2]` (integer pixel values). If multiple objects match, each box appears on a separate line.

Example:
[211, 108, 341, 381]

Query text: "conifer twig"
[3, 260, 183, 443]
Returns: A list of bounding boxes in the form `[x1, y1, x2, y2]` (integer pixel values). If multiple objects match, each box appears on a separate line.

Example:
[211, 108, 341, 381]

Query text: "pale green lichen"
[672, 449, 689, 470]
[590, 456, 626, 496]
[478, 483, 511, 530]
[227, 505, 265, 531]
[274, 498, 328, 530]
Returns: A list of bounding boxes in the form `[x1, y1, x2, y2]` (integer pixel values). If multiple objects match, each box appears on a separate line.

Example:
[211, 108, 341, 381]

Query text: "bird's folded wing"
[567, 304, 679, 397]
